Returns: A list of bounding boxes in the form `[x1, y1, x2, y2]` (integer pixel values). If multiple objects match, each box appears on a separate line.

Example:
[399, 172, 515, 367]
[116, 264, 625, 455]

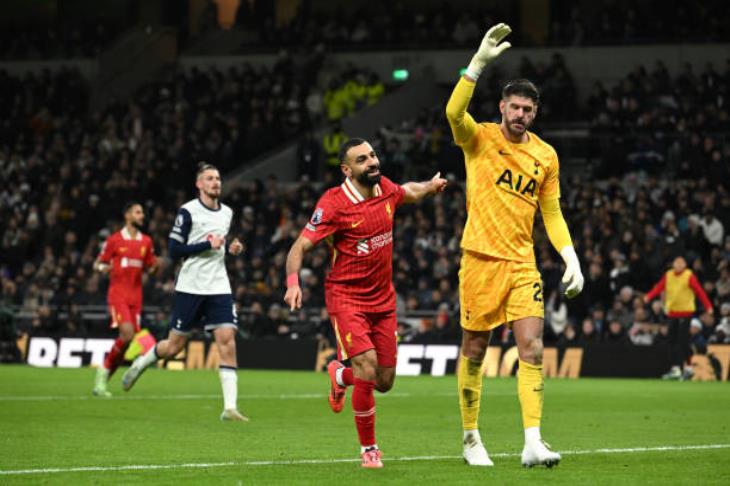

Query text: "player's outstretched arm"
[643, 276, 666, 304]
[401, 172, 447, 204]
[539, 196, 584, 299]
[284, 235, 315, 311]
[446, 23, 511, 146]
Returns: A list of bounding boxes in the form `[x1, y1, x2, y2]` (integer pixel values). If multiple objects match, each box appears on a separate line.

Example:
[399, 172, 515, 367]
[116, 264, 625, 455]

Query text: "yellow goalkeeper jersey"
[447, 78, 561, 262]
[460, 122, 560, 262]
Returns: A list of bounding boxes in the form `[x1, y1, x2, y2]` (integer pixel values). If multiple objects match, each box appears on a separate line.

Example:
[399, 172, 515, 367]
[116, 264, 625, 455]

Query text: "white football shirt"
[169, 198, 233, 295]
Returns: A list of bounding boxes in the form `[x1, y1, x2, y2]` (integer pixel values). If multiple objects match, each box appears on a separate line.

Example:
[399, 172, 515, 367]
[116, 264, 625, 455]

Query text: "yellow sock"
[517, 359, 544, 429]
[457, 354, 484, 430]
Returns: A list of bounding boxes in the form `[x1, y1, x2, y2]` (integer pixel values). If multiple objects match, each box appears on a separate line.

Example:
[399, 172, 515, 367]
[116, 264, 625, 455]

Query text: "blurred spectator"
[558, 323, 579, 346]
[605, 320, 628, 343]
[689, 318, 708, 353]
[645, 256, 714, 379]
[579, 318, 600, 344]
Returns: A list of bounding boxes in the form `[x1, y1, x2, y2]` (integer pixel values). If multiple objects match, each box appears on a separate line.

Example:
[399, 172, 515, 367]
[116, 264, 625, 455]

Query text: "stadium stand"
[186, 0, 730, 52]
[2, 56, 729, 348]
[0, 19, 121, 60]
[0, 4, 728, 354]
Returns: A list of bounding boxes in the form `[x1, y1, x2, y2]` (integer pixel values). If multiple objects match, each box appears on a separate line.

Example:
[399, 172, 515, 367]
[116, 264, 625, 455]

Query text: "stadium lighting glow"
[392, 69, 409, 81]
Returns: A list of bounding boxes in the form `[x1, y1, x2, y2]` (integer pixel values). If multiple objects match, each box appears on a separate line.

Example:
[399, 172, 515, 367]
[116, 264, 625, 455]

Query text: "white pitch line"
[0, 391, 518, 402]
[1, 444, 728, 476]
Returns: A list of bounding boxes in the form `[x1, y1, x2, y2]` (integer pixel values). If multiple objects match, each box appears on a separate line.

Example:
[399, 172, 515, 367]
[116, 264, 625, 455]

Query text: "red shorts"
[328, 309, 398, 368]
[108, 300, 141, 332]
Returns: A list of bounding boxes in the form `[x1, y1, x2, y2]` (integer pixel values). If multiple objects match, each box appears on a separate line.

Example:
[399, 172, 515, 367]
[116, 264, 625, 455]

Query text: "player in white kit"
[122, 163, 248, 421]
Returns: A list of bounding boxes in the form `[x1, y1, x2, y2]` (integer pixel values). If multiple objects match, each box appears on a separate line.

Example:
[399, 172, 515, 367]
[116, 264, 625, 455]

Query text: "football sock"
[103, 338, 130, 377]
[524, 426, 541, 444]
[352, 378, 376, 448]
[458, 354, 484, 430]
[137, 343, 160, 369]
[336, 367, 355, 387]
[463, 429, 481, 442]
[219, 366, 238, 410]
[517, 359, 544, 430]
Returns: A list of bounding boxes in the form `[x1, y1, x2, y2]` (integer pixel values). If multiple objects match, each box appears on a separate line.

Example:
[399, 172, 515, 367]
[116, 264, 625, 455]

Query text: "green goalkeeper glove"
[465, 23, 512, 81]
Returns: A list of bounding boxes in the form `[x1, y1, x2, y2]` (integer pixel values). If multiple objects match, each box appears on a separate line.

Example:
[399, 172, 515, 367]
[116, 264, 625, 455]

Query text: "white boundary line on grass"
[1, 444, 728, 476]
[0, 391, 518, 402]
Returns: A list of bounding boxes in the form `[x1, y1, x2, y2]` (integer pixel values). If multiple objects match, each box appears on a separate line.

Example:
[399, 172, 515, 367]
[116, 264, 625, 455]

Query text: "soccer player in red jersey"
[284, 138, 447, 468]
[92, 202, 157, 396]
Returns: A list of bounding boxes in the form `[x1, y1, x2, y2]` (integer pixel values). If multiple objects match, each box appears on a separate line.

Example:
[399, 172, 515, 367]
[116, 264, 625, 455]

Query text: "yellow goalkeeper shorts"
[459, 250, 544, 332]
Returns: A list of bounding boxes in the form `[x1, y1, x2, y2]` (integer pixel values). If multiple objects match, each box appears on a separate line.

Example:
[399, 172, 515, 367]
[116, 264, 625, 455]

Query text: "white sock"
[463, 429, 481, 443]
[361, 444, 378, 453]
[219, 367, 238, 410]
[524, 426, 541, 444]
[335, 367, 345, 387]
[137, 344, 159, 369]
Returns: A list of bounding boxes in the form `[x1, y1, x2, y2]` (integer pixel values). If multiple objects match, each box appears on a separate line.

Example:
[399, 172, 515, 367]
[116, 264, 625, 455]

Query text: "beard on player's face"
[355, 164, 381, 187]
[203, 186, 221, 198]
[505, 114, 533, 136]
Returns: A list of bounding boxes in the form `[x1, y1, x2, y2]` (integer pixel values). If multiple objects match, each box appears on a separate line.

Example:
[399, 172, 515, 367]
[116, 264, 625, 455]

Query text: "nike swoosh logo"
[351, 220, 365, 228]
[498, 149, 511, 155]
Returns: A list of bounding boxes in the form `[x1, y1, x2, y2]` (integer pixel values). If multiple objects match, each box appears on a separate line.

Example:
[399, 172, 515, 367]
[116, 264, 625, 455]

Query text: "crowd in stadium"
[0, 20, 120, 60]
[196, 0, 729, 50]
[1, 51, 729, 350]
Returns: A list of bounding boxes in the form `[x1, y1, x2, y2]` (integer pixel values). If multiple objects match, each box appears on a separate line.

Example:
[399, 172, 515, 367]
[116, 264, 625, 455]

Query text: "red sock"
[352, 378, 376, 448]
[104, 338, 130, 377]
[342, 367, 355, 386]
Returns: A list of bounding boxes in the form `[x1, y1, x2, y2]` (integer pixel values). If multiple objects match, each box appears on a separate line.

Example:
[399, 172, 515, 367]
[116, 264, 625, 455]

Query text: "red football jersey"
[97, 227, 156, 305]
[301, 176, 405, 312]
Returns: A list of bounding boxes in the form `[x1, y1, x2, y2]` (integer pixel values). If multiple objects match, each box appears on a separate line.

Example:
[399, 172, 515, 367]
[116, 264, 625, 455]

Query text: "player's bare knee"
[463, 338, 488, 361]
[520, 337, 543, 365]
[532, 338, 544, 364]
[119, 327, 134, 343]
[375, 378, 394, 393]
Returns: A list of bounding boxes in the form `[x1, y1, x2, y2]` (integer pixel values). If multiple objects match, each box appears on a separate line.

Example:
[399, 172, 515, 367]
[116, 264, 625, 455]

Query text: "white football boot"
[220, 409, 249, 422]
[92, 367, 112, 397]
[121, 356, 148, 391]
[521, 439, 561, 468]
[463, 431, 494, 466]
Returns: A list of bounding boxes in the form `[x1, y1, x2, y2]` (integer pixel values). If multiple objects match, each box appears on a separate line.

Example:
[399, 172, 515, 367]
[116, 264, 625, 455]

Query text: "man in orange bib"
[645, 256, 714, 380]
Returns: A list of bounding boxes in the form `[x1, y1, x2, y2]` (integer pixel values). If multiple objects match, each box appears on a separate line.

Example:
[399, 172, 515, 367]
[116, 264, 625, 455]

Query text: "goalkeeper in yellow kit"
[446, 23, 584, 468]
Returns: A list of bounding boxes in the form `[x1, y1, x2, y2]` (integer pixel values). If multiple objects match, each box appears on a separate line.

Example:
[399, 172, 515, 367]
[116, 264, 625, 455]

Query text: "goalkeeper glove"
[560, 246, 584, 299]
[465, 23, 512, 81]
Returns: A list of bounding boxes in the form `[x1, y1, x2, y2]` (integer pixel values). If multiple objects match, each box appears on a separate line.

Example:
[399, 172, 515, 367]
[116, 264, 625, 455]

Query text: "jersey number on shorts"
[532, 282, 543, 302]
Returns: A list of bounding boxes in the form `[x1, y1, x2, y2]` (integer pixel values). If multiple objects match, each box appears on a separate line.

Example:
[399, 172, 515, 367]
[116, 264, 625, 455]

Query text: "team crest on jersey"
[385, 202, 392, 220]
[141, 247, 146, 257]
[311, 208, 324, 225]
[356, 238, 370, 255]
[175, 214, 184, 227]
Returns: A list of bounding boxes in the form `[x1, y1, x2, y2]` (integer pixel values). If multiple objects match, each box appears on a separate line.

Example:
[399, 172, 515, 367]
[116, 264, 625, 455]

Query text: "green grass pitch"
[1, 366, 729, 484]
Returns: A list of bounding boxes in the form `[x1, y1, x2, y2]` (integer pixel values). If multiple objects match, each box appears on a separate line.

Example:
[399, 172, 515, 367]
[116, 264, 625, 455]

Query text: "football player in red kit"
[92, 202, 157, 396]
[284, 138, 447, 468]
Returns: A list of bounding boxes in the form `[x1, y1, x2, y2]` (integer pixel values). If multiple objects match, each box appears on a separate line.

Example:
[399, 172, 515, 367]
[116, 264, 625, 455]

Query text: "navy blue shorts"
[169, 292, 237, 335]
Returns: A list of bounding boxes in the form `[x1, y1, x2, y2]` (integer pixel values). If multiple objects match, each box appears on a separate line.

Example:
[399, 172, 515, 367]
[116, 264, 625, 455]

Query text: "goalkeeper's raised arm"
[445, 23, 512, 146]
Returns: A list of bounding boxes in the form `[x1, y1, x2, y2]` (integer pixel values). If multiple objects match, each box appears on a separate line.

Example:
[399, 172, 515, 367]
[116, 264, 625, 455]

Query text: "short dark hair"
[123, 201, 141, 214]
[197, 161, 218, 175]
[338, 138, 367, 164]
[502, 79, 540, 104]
